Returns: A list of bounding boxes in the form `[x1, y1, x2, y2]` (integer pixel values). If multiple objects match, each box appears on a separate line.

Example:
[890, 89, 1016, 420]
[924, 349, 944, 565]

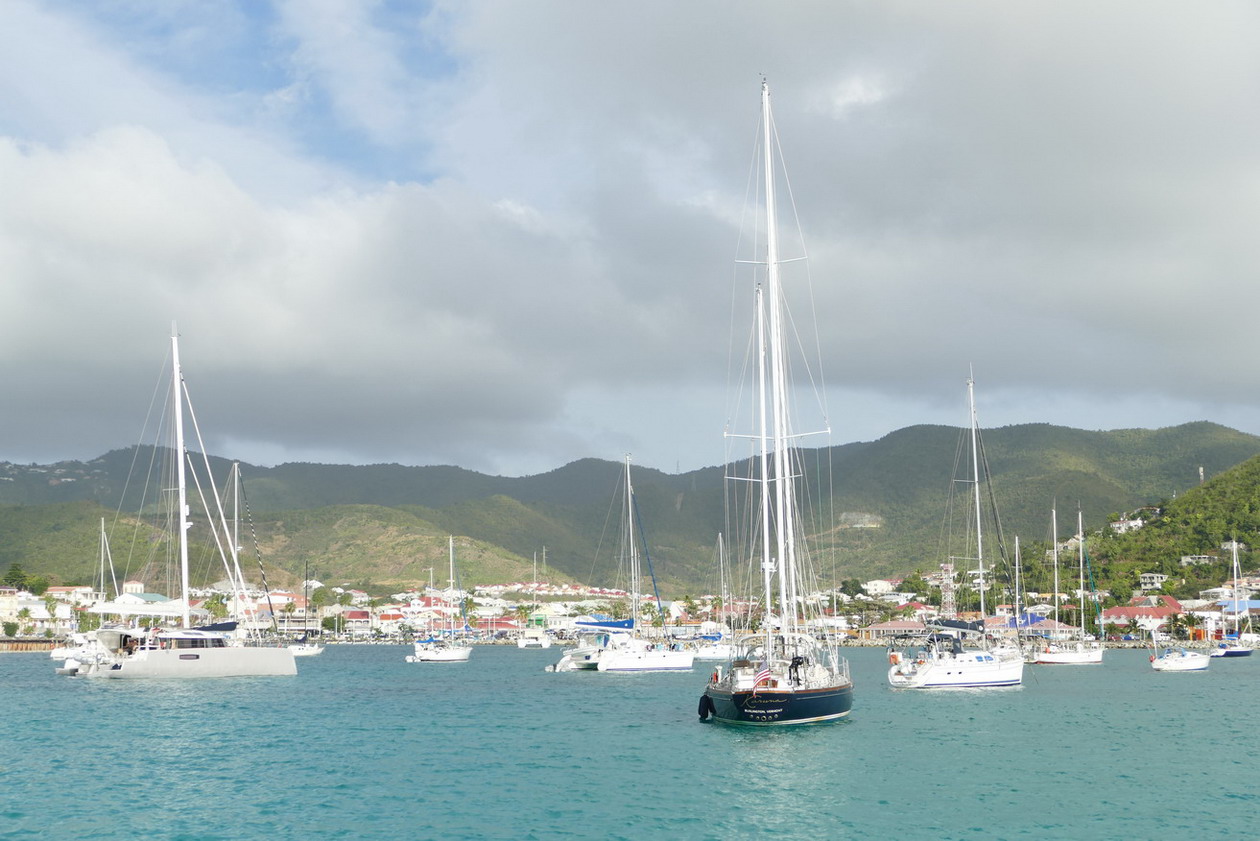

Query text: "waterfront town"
[3, 551, 1256, 647]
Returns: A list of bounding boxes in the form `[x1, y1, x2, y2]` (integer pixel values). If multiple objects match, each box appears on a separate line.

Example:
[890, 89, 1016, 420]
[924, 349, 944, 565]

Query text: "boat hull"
[596, 648, 694, 672]
[1033, 644, 1104, 665]
[1151, 650, 1210, 671]
[888, 650, 1024, 689]
[407, 644, 472, 662]
[701, 682, 853, 726]
[1210, 645, 1252, 658]
[690, 643, 733, 661]
[82, 646, 297, 678]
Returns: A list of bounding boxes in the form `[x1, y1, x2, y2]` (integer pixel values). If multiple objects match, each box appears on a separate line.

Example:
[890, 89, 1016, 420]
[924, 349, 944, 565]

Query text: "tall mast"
[757, 80, 780, 651]
[1013, 535, 1022, 624]
[171, 326, 192, 628]
[1051, 506, 1060, 626]
[448, 535, 456, 633]
[1076, 508, 1086, 638]
[624, 455, 640, 632]
[968, 374, 985, 618]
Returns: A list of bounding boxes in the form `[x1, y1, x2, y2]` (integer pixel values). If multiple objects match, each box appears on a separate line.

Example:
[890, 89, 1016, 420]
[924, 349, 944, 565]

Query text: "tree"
[681, 595, 698, 620]
[900, 572, 930, 599]
[708, 595, 723, 619]
[77, 609, 101, 633]
[310, 587, 331, 611]
[203, 593, 228, 620]
[1183, 612, 1203, 640]
[3, 564, 27, 589]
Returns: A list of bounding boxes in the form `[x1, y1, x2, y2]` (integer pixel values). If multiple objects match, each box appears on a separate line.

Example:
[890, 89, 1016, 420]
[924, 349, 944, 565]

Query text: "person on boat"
[788, 655, 805, 685]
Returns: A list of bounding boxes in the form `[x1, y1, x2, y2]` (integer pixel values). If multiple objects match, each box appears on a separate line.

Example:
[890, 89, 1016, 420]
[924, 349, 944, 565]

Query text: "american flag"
[752, 663, 772, 691]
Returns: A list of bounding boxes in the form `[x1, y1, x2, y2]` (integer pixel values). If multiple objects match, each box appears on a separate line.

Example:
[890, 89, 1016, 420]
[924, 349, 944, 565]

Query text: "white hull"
[407, 642, 472, 662]
[71, 646, 296, 678]
[548, 645, 600, 671]
[1033, 643, 1104, 665]
[289, 643, 325, 657]
[517, 631, 552, 649]
[1152, 649, 1210, 671]
[548, 631, 694, 673]
[691, 642, 734, 661]
[596, 647, 694, 672]
[1210, 643, 1253, 658]
[889, 647, 1024, 689]
[60, 627, 296, 678]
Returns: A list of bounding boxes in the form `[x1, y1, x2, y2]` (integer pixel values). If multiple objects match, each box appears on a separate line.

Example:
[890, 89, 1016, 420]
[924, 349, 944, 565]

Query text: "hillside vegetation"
[3, 421, 1259, 596]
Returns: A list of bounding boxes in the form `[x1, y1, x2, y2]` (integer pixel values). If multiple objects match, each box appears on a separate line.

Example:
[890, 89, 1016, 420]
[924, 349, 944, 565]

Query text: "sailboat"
[1211, 539, 1252, 658]
[51, 518, 118, 666]
[517, 548, 551, 648]
[1149, 622, 1210, 671]
[407, 536, 473, 663]
[1034, 509, 1104, 664]
[698, 82, 853, 724]
[551, 457, 694, 673]
[58, 329, 296, 678]
[887, 376, 1024, 689]
[289, 545, 324, 657]
[690, 535, 734, 661]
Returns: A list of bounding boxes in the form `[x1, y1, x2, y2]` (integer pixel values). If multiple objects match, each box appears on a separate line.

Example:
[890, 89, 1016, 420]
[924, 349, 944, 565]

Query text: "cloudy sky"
[3, 1, 1260, 477]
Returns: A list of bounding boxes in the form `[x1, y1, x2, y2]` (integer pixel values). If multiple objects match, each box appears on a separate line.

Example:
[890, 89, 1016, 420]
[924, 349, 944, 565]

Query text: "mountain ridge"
[4, 420, 1258, 596]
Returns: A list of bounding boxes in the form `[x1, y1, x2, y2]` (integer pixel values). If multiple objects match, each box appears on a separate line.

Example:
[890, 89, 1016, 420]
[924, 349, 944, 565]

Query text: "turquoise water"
[2, 645, 1255, 840]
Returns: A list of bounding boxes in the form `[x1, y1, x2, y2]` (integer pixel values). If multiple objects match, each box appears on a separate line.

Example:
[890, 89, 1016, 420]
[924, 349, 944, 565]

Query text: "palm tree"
[335, 591, 353, 636]
[1183, 612, 1203, 641]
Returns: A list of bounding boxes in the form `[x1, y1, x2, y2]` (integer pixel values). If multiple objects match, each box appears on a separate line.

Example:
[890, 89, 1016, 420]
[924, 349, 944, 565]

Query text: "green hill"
[3, 421, 1259, 596]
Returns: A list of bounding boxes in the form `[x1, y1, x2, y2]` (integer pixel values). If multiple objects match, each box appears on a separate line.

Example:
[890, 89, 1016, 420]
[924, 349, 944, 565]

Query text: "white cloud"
[2, 1, 1260, 476]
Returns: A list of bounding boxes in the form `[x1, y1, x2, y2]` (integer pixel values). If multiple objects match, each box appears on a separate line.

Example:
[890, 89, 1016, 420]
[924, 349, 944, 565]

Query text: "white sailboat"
[517, 549, 552, 648]
[888, 375, 1024, 689]
[690, 535, 734, 661]
[699, 81, 853, 724]
[550, 457, 693, 673]
[289, 545, 324, 657]
[52, 518, 118, 665]
[1150, 630, 1210, 671]
[595, 457, 693, 672]
[1034, 509, 1104, 665]
[407, 536, 473, 663]
[58, 329, 296, 678]
[1211, 539, 1252, 658]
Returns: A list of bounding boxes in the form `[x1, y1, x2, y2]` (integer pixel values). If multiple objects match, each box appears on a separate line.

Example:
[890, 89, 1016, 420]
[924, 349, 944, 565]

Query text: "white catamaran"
[58, 329, 296, 678]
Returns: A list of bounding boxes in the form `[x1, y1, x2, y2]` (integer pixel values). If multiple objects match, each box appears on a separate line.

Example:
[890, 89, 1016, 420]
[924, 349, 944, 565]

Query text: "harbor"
[3, 642, 1256, 840]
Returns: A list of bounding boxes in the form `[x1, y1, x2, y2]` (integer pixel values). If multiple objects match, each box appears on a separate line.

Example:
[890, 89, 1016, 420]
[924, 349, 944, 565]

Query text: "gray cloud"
[2, 1, 1259, 476]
